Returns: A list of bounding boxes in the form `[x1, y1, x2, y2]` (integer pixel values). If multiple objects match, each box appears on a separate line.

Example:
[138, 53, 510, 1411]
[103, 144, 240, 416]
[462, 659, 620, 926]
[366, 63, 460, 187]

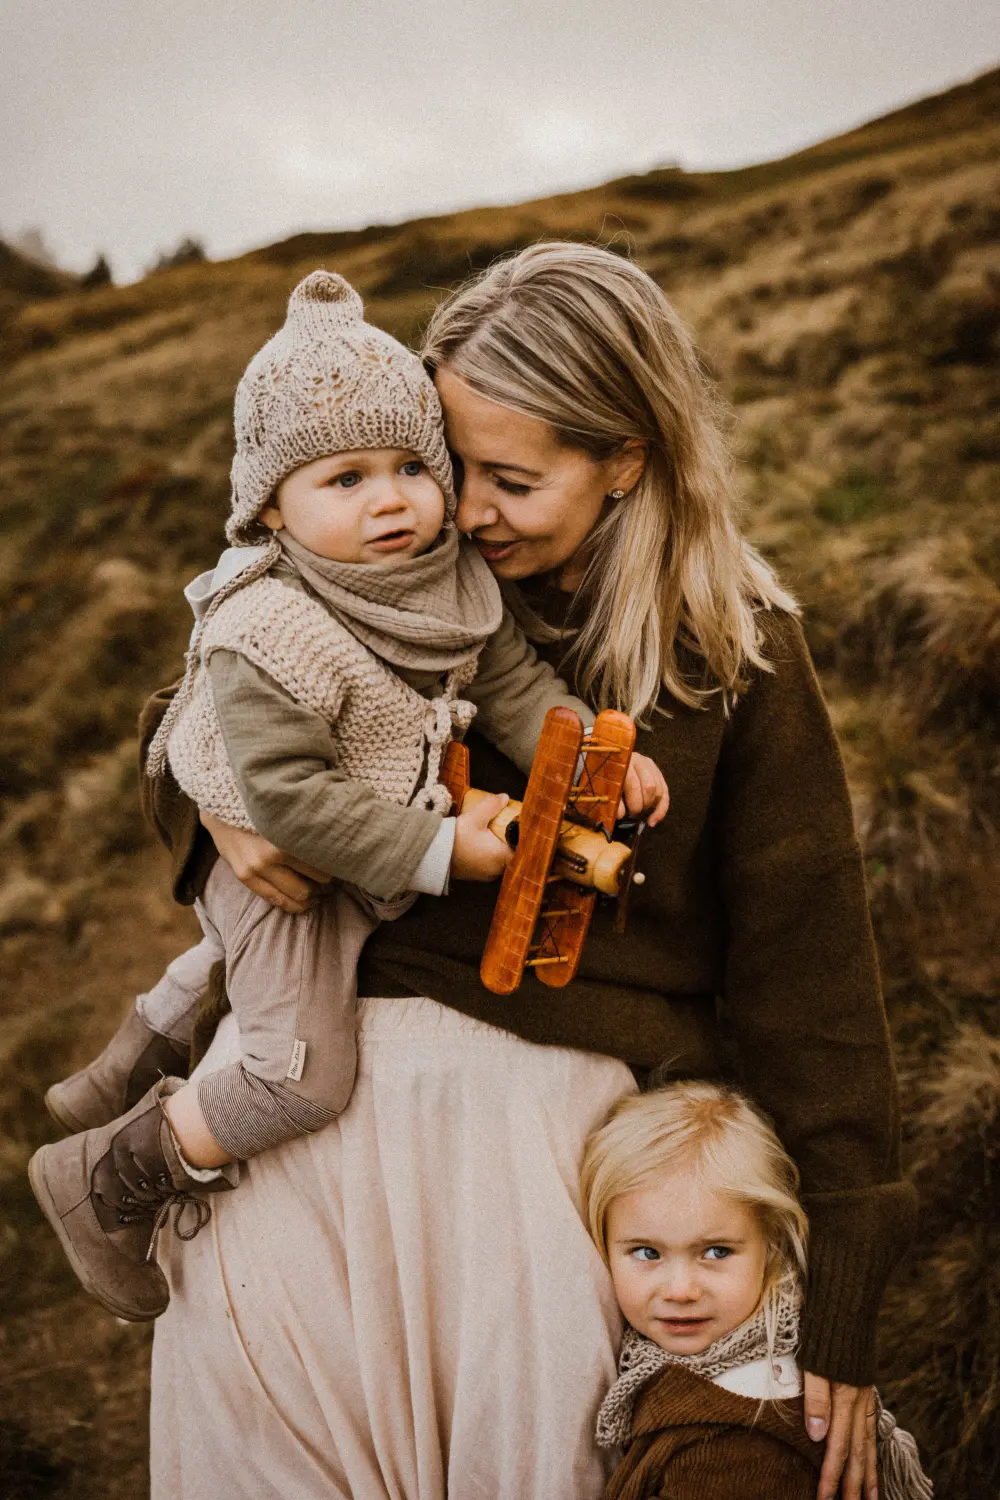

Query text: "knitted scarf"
[279, 527, 502, 673]
[596, 1282, 800, 1449]
[597, 1282, 933, 1500]
[147, 525, 501, 785]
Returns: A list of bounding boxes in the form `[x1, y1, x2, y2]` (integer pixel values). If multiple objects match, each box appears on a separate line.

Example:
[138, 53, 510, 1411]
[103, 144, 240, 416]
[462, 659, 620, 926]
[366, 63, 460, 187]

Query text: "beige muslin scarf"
[279, 528, 502, 674]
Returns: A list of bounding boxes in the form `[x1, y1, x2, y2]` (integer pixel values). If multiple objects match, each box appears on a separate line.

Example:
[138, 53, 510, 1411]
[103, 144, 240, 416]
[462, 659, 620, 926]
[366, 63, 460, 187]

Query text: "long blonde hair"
[422, 242, 796, 719]
[580, 1082, 809, 1348]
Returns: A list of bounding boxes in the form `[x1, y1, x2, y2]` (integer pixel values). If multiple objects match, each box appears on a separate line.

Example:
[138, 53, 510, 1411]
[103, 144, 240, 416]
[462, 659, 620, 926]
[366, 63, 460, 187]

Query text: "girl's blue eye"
[494, 476, 531, 496]
[704, 1246, 732, 1262]
[401, 460, 424, 476]
[631, 1246, 660, 1263]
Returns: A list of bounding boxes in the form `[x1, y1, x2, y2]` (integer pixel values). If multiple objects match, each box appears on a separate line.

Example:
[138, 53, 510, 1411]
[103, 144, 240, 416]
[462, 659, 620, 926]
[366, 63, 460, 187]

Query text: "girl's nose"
[659, 1268, 701, 1304]
[455, 475, 500, 533]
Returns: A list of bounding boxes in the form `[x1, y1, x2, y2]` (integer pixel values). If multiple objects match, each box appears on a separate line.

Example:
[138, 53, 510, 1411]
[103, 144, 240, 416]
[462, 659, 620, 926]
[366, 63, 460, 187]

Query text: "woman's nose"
[455, 475, 500, 533]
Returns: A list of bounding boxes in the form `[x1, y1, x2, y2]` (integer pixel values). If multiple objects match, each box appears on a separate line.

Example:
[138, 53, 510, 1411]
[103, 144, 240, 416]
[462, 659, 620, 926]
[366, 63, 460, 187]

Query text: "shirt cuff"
[409, 818, 455, 897]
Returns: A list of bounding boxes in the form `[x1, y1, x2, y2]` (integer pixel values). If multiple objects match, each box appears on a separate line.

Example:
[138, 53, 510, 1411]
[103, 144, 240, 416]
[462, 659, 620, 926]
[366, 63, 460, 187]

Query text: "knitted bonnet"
[228, 271, 455, 544]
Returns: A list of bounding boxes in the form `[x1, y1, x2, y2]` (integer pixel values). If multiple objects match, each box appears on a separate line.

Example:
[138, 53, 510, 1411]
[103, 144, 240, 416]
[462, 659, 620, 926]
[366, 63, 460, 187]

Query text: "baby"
[581, 1082, 932, 1500]
[30, 270, 666, 1323]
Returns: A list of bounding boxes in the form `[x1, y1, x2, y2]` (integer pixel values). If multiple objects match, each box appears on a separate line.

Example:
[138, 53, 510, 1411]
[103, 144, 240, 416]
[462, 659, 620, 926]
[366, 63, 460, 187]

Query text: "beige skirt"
[150, 995, 636, 1499]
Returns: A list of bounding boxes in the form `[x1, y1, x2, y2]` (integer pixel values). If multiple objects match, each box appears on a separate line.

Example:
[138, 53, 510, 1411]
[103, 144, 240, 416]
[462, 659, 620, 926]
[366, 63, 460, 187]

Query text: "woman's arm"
[464, 608, 593, 772]
[717, 612, 915, 1390]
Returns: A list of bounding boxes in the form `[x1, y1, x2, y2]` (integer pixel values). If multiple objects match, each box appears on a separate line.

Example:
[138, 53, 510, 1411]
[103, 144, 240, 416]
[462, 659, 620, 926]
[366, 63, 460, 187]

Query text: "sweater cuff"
[799, 1180, 917, 1386]
[409, 818, 455, 897]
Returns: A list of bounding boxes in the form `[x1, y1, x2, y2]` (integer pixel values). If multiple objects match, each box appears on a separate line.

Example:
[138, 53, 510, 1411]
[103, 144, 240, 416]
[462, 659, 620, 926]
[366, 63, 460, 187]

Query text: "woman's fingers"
[804, 1370, 831, 1442]
[864, 1394, 879, 1500]
[262, 863, 321, 911]
[282, 854, 334, 884]
[841, 1392, 870, 1500]
[199, 810, 324, 910]
[810, 1381, 870, 1500]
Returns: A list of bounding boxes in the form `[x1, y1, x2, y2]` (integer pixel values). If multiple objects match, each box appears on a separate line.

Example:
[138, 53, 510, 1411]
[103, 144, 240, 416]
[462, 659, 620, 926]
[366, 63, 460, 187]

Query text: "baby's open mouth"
[369, 529, 415, 551]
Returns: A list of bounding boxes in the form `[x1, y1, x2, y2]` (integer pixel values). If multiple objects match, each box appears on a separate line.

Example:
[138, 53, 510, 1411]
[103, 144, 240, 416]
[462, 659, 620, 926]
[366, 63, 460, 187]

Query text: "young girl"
[29, 268, 666, 1325]
[581, 1083, 932, 1500]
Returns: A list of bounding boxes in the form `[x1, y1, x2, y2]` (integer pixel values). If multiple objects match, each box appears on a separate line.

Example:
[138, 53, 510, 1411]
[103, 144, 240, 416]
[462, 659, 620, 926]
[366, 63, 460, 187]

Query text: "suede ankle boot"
[46, 1007, 190, 1134]
[29, 1078, 236, 1321]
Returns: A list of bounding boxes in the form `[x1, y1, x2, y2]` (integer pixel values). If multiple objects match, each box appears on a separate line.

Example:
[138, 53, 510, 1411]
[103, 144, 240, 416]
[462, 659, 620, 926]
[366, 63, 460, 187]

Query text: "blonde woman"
[139, 242, 911, 1500]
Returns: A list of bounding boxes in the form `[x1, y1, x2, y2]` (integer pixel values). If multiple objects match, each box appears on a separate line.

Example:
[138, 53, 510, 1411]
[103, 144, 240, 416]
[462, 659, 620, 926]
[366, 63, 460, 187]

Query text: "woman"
[143, 243, 911, 1500]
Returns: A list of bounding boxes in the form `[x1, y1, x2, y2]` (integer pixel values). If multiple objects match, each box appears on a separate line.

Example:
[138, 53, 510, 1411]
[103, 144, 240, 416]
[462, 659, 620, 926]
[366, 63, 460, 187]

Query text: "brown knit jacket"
[604, 1366, 824, 1500]
[138, 606, 914, 1387]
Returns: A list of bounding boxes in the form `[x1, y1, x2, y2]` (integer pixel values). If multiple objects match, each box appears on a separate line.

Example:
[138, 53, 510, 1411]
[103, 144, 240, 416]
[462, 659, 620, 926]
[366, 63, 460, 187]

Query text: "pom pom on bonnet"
[228, 271, 455, 544]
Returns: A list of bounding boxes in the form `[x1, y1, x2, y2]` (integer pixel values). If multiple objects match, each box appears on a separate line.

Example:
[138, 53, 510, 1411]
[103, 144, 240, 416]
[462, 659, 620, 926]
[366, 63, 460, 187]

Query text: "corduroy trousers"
[150, 995, 636, 1499]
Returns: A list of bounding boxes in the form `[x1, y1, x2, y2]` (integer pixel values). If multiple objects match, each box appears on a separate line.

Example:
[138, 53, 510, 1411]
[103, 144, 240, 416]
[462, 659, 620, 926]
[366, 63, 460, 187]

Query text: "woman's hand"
[620, 753, 670, 827]
[804, 1373, 878, 1500]
[450, 793, 513, 882]
[199, 810, 329, 914]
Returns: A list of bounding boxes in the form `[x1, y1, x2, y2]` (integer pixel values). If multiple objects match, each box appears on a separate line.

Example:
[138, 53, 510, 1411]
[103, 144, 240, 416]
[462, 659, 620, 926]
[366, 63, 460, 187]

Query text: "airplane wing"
[535, 709, 635, 990]
[479, 707, 584, 995]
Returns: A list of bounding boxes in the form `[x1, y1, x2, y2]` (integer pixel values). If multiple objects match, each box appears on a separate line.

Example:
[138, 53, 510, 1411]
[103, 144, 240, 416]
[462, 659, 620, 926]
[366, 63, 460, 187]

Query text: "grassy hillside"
[1, 65, 998, 1497]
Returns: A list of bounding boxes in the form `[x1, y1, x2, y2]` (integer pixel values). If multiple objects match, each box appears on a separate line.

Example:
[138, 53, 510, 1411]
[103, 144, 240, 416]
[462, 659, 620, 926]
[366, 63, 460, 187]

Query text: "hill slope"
[1, 66, 998, 1497]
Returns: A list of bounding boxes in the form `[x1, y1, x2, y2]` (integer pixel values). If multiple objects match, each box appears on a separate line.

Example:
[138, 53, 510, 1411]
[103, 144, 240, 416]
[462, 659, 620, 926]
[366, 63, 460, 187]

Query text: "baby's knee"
[277, 1036, 358, 1124]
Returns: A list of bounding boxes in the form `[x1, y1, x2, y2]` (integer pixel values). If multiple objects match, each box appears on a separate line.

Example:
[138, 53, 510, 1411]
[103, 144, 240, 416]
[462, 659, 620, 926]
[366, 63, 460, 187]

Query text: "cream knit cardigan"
[156, 572, 477, 830]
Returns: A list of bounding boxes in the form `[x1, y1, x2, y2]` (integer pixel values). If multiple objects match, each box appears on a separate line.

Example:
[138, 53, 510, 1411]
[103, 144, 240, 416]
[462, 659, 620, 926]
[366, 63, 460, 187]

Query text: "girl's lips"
[658, 1317, 710, 1334]
[471, 536, 521, 562]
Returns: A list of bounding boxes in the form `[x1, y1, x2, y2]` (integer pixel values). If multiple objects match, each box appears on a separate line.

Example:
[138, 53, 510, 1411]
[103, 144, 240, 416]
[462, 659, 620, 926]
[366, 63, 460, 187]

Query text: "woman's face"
[435, 367, 642, 584]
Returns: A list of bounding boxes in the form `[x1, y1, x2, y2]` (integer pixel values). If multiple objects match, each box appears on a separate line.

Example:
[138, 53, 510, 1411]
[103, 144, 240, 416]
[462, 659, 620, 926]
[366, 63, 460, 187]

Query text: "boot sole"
[44, 1084, 95, 1136]
[28, 1147, 165, 1322]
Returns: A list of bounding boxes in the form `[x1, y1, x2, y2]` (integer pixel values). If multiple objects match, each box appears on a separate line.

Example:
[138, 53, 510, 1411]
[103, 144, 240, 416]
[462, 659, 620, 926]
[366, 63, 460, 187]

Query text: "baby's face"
[260, 448, 445, 564]
[606, 1169, 769, 1356]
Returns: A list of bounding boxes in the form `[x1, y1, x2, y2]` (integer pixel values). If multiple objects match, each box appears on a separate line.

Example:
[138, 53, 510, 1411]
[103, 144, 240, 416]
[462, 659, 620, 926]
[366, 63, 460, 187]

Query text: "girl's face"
[259, 448, 444, 564]
[435, 366, 644, 586]
[606, 1169, 770, 1356]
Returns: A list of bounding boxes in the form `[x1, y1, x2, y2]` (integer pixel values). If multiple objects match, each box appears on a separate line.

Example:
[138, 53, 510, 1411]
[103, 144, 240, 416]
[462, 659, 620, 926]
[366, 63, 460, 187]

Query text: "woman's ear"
[258, 501, 284, 532]
[607, 440, 648, 500]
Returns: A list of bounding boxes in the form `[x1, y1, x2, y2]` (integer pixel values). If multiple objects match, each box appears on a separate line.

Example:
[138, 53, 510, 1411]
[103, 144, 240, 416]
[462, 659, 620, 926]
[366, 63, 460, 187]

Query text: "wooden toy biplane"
[441, 707, 648, 995]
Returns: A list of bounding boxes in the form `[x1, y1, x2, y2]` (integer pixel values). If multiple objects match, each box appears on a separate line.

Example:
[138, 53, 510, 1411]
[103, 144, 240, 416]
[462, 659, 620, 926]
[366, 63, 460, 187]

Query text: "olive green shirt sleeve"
[206, 650, 443, 902]
[464, 609, 593, 773]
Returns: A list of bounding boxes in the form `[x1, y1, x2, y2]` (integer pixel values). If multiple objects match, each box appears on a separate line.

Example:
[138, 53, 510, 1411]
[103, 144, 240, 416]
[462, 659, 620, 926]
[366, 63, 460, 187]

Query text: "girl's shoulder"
[608, 1366, 823, 1500]
[632, 1362, 824, 1464]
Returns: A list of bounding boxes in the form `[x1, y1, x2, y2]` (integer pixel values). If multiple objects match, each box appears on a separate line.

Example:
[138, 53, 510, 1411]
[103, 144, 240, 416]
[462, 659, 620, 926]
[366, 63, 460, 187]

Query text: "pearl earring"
[609, 488, 627, 501]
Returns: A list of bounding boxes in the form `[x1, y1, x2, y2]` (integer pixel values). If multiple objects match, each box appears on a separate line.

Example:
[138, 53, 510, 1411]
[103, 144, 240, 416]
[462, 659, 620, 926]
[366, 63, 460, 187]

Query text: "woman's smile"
[470, 536, 523, 564]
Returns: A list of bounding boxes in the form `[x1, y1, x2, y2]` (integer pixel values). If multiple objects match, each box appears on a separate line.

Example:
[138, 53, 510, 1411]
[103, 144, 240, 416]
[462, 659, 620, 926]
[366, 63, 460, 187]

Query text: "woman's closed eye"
[493, 475, 532, 496]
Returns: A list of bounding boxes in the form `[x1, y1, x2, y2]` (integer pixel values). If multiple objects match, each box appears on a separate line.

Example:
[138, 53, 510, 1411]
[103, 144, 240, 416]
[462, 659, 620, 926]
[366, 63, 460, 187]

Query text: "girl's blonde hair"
[422, 241, 797, 721]
[580, 1082, 808, 1345]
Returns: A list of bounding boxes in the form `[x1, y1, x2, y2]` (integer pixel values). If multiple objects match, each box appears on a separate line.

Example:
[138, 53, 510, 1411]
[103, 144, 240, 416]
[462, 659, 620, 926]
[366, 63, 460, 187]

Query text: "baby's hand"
[450, 793, 513, 881]
[619, 753, 669, 827]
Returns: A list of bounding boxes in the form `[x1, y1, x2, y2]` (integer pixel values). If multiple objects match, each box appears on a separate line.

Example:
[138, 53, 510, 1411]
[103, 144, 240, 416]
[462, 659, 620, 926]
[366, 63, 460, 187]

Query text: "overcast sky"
[3, 0, 998, 283]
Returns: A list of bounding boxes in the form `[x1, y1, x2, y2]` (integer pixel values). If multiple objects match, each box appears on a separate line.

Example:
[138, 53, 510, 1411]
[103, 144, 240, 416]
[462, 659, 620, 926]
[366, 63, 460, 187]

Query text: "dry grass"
[1, 65, 998, 1495]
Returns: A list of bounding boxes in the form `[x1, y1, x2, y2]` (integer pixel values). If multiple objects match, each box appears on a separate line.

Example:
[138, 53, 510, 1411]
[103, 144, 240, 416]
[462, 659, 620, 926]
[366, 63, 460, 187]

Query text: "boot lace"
[112, 1151, 213, 1261]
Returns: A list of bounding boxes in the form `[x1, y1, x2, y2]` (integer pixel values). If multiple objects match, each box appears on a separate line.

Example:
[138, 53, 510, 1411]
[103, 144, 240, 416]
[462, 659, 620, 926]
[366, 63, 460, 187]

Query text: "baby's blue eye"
[333, 471, 361, 488]
[631, 1246, 660, 1263]
[704, 1246, 732, 1261]
[401, 460, 424, 476]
